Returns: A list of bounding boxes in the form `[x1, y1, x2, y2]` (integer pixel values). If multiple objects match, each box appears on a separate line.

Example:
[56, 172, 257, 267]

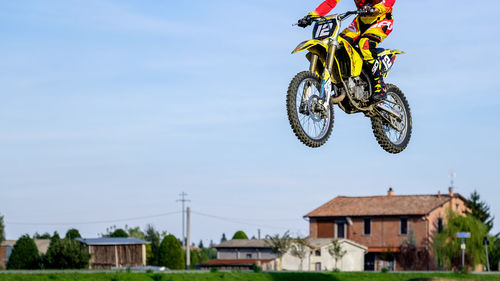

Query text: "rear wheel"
[371, 84, 412, 154]
[286, 71, 334, 148]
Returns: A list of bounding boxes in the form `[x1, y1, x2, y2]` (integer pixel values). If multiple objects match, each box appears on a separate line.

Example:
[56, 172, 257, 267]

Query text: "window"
[437, 218, 443, 233]
[315, 250, 321, 256]
[456, 204, 459, 211]
[246, 253, 252, 259]
[364, 218, 371, 235]
[336, 222, 345, 238]
[400, 218, 408, 235]
[315, 262, 322, 271]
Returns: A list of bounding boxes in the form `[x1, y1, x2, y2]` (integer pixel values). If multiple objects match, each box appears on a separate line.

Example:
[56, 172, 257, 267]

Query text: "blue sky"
[1, 0, 499, 244]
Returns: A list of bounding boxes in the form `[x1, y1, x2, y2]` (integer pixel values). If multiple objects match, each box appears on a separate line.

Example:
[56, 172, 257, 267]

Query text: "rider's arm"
[373, 0, 395, 14]
[310, 0, 340, 17]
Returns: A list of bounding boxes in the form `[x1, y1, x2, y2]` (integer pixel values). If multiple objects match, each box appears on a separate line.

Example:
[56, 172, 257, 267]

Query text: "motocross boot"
[367, 60, 387, 102]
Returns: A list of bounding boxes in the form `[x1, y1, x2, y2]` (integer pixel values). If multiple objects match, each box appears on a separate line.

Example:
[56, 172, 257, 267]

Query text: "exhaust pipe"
[330, 92, 345, 104]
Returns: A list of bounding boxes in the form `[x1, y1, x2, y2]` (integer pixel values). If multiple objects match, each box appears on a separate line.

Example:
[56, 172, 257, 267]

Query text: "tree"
[43, 236, 90, 269]
[467, 190, 494, 232]
[265, 231, 292, 270]
[198, 240, 204, 249]
[397, 232, 430, 271]
[290, 237, 310, 271]
[232, 230, 249, 240]
[145, 224, 161, 265]
[33, 232, 51, 239]
[220, 233, 227, 243]
[109, 228, 128, 238]
[433, 208, 489, 270]
[7, 235, 41, 269]
[328, 239, 347, 271]
[65, 228, 81, 240]
[159, 234, 185, 269]
[126, 226, 145, 240]
[0, 215, 5, 245]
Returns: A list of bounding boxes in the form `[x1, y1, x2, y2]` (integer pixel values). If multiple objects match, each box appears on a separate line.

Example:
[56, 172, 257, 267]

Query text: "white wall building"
[281, 238, 367, 272]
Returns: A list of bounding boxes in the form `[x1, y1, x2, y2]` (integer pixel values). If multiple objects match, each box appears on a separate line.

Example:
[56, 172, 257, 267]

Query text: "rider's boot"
[367, 59, 387, 102]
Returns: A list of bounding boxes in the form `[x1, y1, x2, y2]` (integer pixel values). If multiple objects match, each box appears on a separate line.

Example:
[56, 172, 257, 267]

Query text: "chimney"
[448, 187, 454, 197]
[437, 190, 441, 198]
[387, 187, 394, 196]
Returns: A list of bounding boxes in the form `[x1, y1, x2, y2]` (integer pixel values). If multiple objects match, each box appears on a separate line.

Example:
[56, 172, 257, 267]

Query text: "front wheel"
[286, 71, 334, 148]
[371, 84, 412, 154]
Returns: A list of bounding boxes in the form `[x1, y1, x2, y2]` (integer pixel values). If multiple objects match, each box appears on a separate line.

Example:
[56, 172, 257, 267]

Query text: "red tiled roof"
[305, 194, 465, 217]
[200, 259, 275, 266]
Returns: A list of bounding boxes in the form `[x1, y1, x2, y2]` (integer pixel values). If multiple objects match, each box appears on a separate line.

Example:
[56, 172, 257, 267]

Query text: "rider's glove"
[359, 5, 375, 15]
[297, 14, 315, 28]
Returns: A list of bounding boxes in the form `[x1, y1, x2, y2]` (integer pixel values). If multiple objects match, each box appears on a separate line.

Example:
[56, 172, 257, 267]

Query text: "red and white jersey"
[313, 0, 395, 17]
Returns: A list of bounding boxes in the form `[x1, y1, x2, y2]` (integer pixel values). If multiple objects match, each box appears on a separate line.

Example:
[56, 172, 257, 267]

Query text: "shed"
[77, 238, 147, 269]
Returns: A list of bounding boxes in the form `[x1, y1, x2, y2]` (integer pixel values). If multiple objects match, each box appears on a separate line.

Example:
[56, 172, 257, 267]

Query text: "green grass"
[0, 272, 499, 281]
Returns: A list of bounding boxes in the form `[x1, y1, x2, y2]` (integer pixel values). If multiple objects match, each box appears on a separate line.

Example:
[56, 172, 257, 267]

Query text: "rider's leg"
[359, 19, 394, 101]
[339, 17, 362, 45]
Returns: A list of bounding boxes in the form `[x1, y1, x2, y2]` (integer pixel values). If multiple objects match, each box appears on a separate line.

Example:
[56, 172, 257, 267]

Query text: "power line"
[191, 210, 300, 231]
[6, 211, 181, 226]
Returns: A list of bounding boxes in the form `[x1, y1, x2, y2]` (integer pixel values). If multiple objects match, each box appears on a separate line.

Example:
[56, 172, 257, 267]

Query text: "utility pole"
[177, 192, 190, 246]
[186, 207, 191, 270]
[484, 236, 491, 272]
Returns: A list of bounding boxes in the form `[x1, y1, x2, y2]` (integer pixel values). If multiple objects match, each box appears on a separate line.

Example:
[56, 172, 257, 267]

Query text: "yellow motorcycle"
[287, 10, 412, 154]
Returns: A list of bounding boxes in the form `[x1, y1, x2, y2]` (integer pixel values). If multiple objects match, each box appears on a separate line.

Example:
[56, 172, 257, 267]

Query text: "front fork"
[319, 38, 338, 110]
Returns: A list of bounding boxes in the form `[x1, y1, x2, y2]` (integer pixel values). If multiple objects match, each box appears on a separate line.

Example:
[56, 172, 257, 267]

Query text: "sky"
[1, 0, 499, 245]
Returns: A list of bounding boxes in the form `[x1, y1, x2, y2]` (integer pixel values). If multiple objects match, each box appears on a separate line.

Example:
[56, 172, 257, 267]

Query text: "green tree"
[265, 231, 292, 270]
[145, 224, 161, 266]
[0, 215, 5, 245]
[43, 236, 90, 269]
[433, 209, 489, 270]
[467, 190, 494, 232]
[198, 240, 204, 249]
[159, 234, 185, 269]
[7, 234, 41, 269]
[328, 239, 347, 271]
[126, 226, 145, 240]
[109, 228, 128, 238]
[65, 228, 81, 240]
[232, 230, 249, 240]
[33, 232, 51, 239]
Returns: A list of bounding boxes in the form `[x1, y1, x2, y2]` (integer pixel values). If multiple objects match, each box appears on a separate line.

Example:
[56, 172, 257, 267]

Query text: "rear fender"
[376, 49, 405, 77]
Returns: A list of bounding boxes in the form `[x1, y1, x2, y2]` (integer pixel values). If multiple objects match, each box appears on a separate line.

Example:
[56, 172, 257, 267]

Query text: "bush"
[210, 267, 218, 273]
[159, 234, 185, 270]
[43, 237, 90, 269]
[232, 231, 249, 240]
[381, 267, 389, 273]
[7, 234, 41, 269]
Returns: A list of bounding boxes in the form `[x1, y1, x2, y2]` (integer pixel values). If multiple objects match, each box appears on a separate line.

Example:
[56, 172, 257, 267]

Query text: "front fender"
[292, 39, 328, 54]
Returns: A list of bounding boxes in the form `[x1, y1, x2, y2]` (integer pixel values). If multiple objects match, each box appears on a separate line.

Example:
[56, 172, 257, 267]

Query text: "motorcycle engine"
[347, 77, 370, 101]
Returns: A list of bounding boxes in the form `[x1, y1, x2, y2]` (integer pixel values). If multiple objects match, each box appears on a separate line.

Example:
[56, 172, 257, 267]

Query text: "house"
[77, 238, 147, 269]
[304, 188, 468, 271]
[0, 239, 50, 269]
[281, 238, 367, 272]
[199, 239, 277, 270]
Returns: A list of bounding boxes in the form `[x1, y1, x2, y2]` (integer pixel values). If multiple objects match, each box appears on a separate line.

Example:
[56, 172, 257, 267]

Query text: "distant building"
[281, 238, 367, 272]
[304, 188, 469, 271]
[0, 239, 50, 269]
[77, 238, 147, 269]
[199, 239, 277, 270]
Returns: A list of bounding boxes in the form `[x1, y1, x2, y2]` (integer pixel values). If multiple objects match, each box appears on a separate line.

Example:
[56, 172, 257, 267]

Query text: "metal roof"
[76, 238, 147, 245]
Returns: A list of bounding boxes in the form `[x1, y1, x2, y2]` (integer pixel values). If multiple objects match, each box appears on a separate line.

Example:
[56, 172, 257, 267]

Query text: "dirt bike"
[286, 10, 412, 154]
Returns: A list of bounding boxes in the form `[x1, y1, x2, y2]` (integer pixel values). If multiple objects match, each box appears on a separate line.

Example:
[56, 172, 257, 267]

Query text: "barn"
[77, 238, 147, 269]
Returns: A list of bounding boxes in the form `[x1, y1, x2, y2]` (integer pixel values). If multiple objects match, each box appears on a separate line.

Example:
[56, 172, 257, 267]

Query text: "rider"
[300, 0, 395, 101]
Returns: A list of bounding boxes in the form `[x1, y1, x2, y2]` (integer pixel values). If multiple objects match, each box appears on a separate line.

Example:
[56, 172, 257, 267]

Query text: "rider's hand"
[297, 15, 314, 28]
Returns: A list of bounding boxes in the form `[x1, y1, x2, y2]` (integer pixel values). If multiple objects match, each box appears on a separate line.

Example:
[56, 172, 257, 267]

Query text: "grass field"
[0, 272, 500, 281]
